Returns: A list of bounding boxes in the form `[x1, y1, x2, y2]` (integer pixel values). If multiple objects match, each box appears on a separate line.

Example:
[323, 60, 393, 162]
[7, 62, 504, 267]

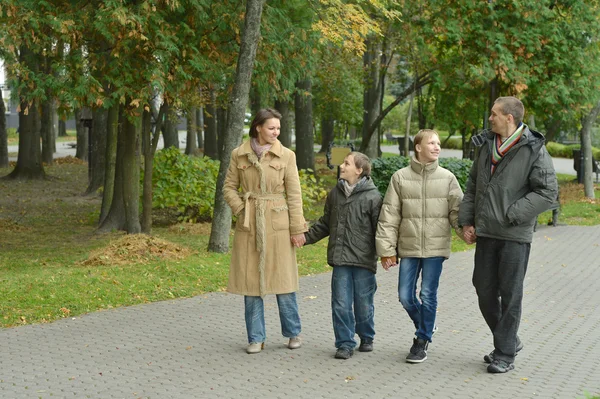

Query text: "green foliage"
[439, 157, 473, 191]
[371, 156, 410, 194]
[299, 169, 329, 220]
[371, 156, 473, 195]
[545, 142, 600, 160]
[150, 148, 219, 222]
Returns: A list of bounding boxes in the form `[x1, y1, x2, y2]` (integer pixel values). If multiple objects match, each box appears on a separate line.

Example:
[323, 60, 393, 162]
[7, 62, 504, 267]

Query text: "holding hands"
[462, 225, 477, 245]
[291, 234, 306, 248]
[380, 255, 398, 271]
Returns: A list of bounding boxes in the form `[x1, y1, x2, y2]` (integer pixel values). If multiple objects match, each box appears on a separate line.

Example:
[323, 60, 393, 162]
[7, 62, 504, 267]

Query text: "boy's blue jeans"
[244, 293, 301, 344]
[331, 266, 377, 350]
[398, 257, 445, 342]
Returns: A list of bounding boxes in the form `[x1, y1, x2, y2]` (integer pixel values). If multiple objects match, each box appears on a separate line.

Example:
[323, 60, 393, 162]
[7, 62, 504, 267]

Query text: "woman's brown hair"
[249, 108, 282, 138]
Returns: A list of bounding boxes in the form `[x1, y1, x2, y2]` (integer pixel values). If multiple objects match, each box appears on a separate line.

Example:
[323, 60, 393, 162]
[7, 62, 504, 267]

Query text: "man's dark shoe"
[484, 341, 523, 364]
[335, 347, 354, 359]
[406, 337, 428, 363]
[487, 358, 515, 373]
[358, 339, 373, 352]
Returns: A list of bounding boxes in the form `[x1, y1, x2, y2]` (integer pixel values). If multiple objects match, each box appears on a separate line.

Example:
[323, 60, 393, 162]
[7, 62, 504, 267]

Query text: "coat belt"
[241, 192, 285, 229]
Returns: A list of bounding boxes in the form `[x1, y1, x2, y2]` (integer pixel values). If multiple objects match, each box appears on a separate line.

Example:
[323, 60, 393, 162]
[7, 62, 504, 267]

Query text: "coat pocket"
[271, 205, 290, 231]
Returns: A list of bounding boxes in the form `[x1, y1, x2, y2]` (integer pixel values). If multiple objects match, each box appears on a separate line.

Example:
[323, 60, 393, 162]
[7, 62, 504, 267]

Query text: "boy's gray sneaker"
[335, 347, 354, 359]
[358, 339, 373, 352]
[484, 341, 523, 363]
[487, 358, 515, 373]
[406, 337, 428, 363]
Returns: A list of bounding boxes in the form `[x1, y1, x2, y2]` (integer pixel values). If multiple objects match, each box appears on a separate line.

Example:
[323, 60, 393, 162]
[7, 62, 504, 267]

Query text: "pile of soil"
[79, 234, 194, 266]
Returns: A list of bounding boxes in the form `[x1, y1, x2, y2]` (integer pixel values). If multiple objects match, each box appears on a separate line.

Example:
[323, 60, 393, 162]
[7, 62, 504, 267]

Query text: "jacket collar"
[239, 139, 284, 158]
[483, 125, 545, 152]
[410, 156, 438, 175]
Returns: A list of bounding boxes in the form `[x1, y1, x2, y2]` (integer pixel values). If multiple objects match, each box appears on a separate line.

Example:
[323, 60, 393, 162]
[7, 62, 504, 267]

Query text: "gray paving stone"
[1, 224, 599, 398]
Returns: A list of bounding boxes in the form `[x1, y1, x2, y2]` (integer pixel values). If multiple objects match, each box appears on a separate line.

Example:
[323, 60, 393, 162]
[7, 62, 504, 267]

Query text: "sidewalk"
[1, 223, 599, 398]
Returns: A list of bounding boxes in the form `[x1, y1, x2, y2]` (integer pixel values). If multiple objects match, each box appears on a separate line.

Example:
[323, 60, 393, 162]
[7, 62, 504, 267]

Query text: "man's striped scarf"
[491, 123, 524, 174]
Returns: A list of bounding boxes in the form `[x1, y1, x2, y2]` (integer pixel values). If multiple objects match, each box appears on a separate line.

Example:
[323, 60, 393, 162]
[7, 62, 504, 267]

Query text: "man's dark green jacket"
[458, 127, 558, 243]
[305, 177, 382, 273]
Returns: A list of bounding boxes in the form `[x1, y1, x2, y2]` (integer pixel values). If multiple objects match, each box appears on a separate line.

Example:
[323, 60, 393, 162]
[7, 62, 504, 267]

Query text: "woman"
[376, 129, 464, 363]
[223, 108, 308, 354]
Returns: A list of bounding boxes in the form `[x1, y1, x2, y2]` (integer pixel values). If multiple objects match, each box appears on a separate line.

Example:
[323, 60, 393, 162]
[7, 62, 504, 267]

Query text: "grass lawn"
[0, 161, 597, 328]
[6, 128, 77, 145]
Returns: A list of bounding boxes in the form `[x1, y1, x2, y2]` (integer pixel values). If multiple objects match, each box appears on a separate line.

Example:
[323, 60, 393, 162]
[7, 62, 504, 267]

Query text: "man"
[459, 96, 558, 373]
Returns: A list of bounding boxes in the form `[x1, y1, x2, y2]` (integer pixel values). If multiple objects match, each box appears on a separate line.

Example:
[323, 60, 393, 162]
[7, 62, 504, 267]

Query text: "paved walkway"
[1, 224, 599, 398]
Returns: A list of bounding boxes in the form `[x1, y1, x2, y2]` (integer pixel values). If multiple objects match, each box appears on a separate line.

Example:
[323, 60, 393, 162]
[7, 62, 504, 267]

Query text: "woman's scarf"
[491, 123, 524, 174]
[250, 137, 272, 159]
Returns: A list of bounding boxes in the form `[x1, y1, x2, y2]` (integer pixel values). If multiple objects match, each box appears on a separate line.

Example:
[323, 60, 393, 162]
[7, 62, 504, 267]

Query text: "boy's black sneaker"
[487, 359, 515, 373]
[358, 339, 373, 352]
[406, 337, 428, 363]
[335, 347, 354, 359]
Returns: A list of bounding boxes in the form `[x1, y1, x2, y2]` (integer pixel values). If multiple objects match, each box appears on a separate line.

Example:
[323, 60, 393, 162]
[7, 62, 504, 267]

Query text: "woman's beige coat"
[376, 157, 463, 259]
[223, 139, 308, 297]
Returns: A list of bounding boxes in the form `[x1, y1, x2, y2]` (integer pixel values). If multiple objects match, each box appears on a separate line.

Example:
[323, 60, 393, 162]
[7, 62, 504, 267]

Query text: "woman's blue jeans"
[398, 257, 444, 342]
[244, 293, 301, 344]
[331, 266, 377, 350]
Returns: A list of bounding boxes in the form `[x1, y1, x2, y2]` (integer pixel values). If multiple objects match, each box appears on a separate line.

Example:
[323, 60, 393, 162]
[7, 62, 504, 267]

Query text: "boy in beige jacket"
[376, 129, 463, 363]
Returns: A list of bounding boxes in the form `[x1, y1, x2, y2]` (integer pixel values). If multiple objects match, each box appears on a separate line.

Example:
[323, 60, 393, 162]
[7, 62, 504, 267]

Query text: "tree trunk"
[217, 106, 228, 160]
[204, 91, 218, 159]
[360, 72, 431, 153]
[51, 101, 58, 153]
[0, 95, 8, 168]
[581, 100, 600, 199]
[7, 47, 45, 180]
[58, 119, 67, 137]
[99, 104, 119, 226]
[275, 99, 292, 148]
[98, 104, 141, 233]
[404, 92, 414, 157]
[140, 102, 166, 234]
[544, 119, 561, 143]
[295, 79, 314, 170]
[41, 100, 54, 165]
[361, 36, 382, 159]
[7, 100, 45, 180]
[208, 0, 266, 253]
[197, 107, 204, 150]
[250, 84, 261, 116]
[86, 108, 108, 195]
[162, 103, 179, 149]
[74, 108, 88, 161]
[185, 107, 199, 155]
[319, 114, 334, 153]
[417, 87, 427, 129]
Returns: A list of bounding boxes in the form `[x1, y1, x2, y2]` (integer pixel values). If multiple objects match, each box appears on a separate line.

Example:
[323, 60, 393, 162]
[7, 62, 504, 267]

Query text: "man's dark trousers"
[473, 236, 531, 362]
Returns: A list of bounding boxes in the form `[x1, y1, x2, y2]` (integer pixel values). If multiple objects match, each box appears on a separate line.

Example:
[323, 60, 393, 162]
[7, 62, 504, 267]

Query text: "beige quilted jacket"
[376, 157, 463, 259]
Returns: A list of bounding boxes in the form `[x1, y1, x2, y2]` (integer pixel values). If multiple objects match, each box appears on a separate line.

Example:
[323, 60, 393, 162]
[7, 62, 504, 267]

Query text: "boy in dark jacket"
[304, 152, 383, 359]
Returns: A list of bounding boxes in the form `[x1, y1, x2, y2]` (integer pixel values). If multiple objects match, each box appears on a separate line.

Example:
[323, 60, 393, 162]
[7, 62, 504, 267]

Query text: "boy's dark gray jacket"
[305, 177, 383, 273]
[458, 127, 558, 243]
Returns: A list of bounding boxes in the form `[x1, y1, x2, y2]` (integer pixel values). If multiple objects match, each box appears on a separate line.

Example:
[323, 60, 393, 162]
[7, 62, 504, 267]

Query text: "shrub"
[299, 169, 329, 220]
[442, 136, 463, 150]
[371, 156, 473, 195]
[149, 147, 220, 222]
[546, 142, 600, 160]
[371, 156, 410, 194]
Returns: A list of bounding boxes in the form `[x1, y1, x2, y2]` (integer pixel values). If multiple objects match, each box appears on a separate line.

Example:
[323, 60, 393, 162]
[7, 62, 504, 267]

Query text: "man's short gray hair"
[494, 97, 525, 126]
